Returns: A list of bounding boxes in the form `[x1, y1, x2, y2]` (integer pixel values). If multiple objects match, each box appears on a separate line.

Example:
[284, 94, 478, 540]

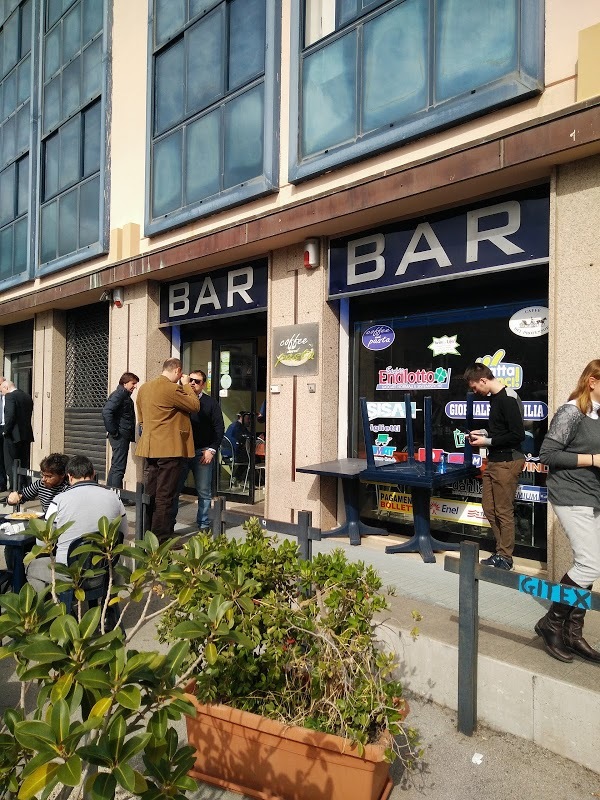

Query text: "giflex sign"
[328, 187, 549, 298]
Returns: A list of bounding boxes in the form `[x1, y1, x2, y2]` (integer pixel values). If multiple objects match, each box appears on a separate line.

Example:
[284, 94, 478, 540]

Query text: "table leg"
[8, 544, 26, 592]
[385, 488, 460, 563]
[319, 478, 388, 546]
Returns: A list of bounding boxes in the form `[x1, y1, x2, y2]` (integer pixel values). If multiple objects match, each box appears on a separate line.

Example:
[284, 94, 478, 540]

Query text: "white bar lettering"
[347, 234, 385, 285]
[466, 201, 524, 263]
[227, 267, 254, 307]
[194, 277, 221, 312]
[168, 283, 190, 318]
[396, 223, 451, 276]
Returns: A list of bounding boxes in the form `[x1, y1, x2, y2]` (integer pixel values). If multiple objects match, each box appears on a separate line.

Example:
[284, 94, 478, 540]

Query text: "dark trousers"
[106, 435, 130, 489]
[143, 457, 185, 541]
[4, 439, 31, 491]
[0, 428, 6, 491]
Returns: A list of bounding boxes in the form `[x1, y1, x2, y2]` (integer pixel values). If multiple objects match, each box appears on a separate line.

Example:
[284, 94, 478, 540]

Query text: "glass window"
[148, 0, 275, 232]
[79, 174, 99, 247]
[293, 0, 544, 181]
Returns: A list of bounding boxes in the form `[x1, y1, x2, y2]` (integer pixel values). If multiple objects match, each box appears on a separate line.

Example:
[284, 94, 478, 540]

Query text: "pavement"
[2, 495, 600, 798]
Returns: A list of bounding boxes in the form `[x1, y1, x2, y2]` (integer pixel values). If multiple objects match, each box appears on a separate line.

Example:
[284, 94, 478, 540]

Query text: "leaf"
[49, 613, 80, 644]
[17, 762, 61, 800]
[177, 587, 195, 605]
[76, 668, 112, 691]
[204, 642, 218, 665]
[115, 685, 141, 711]
[14, 720, 57, 751]
[50, 699, 70, 743]
[21, 638, 67, 664]
[171, 620, 209, 639]
[86, 771, 117, 799]
[57, 754, 82, 787]
[120, 732, 152, 762]
[114, 762, 138, 793]
[89, 696, 113, 719]
[50, 672, 74, 703]
[79, 606, 102, 639]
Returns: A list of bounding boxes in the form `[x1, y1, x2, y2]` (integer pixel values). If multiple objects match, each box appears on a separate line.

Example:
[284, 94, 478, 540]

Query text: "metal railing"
[444, 540, 600, 736]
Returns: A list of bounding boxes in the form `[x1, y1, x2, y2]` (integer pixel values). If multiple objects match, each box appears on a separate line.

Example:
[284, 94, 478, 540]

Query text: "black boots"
[535, 573, 600, 663]
[534, 602, 573, 663]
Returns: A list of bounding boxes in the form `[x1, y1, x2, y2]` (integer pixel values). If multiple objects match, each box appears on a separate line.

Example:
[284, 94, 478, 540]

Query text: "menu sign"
[272, 323, 319, 377]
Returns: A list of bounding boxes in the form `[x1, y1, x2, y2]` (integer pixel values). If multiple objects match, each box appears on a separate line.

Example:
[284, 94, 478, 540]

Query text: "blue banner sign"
[518, 576, 591, 609]
[160, 258, 268, 325]
[329, 187, 549, 298]
[445, 399, 548, 422]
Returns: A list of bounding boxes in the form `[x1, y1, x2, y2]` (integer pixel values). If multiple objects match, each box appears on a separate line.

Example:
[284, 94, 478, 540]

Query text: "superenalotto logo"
[377, 366, 451, 391]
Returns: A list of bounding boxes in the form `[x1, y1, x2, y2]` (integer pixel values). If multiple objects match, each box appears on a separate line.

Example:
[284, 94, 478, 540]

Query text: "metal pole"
[424, 396, 433, 471]
[405, 393, 414, 463]
[457, 540, 479, 736]
[135, 482, 144, 542]
[212, 496, 224, 540]
[297, 510, 312, 562]
[464, 391, 474, 464]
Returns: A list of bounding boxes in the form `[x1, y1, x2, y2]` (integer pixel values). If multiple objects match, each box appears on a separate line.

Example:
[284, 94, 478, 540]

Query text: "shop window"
[39, 0, 105, 272]
[0, 0, 32, 285]
[290, 0, 544, 182]
[147, 0, 279, 236]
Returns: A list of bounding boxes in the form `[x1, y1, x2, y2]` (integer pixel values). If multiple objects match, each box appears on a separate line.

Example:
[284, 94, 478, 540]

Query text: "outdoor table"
[296, 458, 389, 545]
[359, 393, 478, 563]
[0, 517, 36, 591]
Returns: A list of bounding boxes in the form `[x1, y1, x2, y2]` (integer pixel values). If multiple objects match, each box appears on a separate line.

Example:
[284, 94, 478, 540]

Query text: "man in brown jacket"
[136, 358, 200, 541]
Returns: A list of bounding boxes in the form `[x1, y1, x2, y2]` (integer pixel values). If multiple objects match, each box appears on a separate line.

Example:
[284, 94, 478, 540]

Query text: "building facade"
[1, 0, 600, 576]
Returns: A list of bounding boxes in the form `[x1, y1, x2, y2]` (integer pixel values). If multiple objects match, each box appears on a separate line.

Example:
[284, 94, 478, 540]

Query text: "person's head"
[0, 379, 14, 395]
[119, 371, 139, 393]
[189, 369, 207, 395]
[238, 411, 251, 427]
[162, 358, 182, 383]
[39, 453, 69, 488]
[463, 363, 495, 396]
[66, 455, 95, 484]
[568, 360, 600, 414]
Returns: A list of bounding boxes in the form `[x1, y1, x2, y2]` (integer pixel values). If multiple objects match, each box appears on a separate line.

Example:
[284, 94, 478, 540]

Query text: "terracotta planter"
[184, 693, 396, 800]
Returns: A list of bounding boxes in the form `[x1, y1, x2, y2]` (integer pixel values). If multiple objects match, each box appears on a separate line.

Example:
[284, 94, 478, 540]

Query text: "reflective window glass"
[224, 84, 264, 188]
[185, 110, 220, 203]
[152, 129, 183, 217]
[0, 227, 12, 277]
[2, 12, 18, 75]
[16, 101, 29, 152]
[62, 2, 81, 63]
[79, 174, 99, 247]
[16, 153, 28, 214]
[302, 31, 356, 156]
[47, 0, 63, 30]
[229, 0, 265, 91]
[59, 115, 80, 190]
[44, 130, 59, 198]
[82, 0, 102, 41]
[186, 11, 223, 115]
[2, 112, 14, 164]
[2, 68, 15, 117]
[83, 100, 100, 175]
[435, 0, 518, 102]
[13, 215, 27, 270]
[155, 0, 185, 46]
[40, 199, 58, 262]
[58, 187, 77, 255]
[362, 0, 427, 132]
[20, 0, 32, 57]
[62, 56, 81, 119]
[0, 163, 14, 225]
[155, 40, 184, 134]
[17, 56, 31, 104]
[44, 25, 60, 79]
[43, 75, 61, 133]
[82, 37, 101, 99]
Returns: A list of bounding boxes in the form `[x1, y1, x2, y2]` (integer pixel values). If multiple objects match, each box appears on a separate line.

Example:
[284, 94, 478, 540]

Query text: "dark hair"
[190, 369, 207, 382]
[39, 453, 69, 476]
[162, 358, 182, 372]
[66, 455, 95, 479]
[463, 363, 494, 383]
[119, 371, 139, 385]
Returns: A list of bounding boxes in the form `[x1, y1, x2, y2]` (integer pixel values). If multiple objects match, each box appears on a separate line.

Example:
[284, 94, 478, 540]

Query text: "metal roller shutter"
[64, 305, 109, 479]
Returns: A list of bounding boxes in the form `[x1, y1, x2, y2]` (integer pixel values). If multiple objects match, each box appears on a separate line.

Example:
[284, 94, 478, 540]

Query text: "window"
[39, 0, 105, 269]
[0, 0, 32, 283]
[147, 0, 279, 236]
[290, 0, 544, 182]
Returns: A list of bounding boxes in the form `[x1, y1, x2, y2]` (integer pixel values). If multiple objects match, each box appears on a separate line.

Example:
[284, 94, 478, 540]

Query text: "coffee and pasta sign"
[272, 323, 319, 377]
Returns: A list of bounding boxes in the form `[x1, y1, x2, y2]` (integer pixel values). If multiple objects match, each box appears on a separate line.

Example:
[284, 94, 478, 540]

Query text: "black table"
[296, 458, 389, 545]
[359, 460, 477, 563]
[0, 522, 36, 592]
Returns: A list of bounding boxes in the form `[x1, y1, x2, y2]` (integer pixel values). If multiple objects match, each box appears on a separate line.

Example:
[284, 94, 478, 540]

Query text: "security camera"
[112, 287, 124, 308]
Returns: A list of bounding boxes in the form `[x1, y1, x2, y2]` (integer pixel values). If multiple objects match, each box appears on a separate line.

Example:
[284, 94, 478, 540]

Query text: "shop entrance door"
[214, 340, 258, 503]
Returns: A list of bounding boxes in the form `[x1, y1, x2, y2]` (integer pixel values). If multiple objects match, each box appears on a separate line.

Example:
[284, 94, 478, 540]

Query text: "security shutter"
[64, 305, 109, 478]
[3, 320, 34, 354]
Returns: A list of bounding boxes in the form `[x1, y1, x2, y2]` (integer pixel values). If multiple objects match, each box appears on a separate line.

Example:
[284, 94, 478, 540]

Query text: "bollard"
[457, 540, 479, 736]
[212, 496, 225, 540]
[297, 510, 312, 562]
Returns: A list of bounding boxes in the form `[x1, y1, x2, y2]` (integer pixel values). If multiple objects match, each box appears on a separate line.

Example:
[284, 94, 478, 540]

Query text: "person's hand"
[201, 450, 214, 465]
[180, 373, 190, 385]
[468, 431, 486, 447]
[7, 491, 20, 505]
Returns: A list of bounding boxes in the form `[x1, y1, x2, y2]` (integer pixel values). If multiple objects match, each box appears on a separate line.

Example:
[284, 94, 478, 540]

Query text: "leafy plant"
[160, 517, 421, 763]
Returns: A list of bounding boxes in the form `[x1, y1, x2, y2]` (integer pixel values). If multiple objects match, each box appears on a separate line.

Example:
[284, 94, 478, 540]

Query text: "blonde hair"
[568, 360, 600, 414]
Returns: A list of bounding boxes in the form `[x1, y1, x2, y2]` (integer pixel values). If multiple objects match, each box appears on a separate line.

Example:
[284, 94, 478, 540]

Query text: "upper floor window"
[147, 0, 279, 236]
[39, 0, 105, 268]
[290, 0, 544, 182]
[0, 0, 32, 284]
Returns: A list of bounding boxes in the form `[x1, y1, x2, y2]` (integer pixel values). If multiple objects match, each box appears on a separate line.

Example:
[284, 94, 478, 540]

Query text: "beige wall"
[31, 311, 67, 467]
[547, 154, 600, 579]
[265, 244, 339, 528]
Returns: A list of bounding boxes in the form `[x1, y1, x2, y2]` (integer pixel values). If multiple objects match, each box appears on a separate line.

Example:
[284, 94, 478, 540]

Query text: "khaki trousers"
[481, 458, 525, 558]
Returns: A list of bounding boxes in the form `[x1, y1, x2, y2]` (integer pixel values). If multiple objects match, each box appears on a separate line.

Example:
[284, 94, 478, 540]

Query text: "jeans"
[107, 435, 130, 489]
[175, 448, 214, 530]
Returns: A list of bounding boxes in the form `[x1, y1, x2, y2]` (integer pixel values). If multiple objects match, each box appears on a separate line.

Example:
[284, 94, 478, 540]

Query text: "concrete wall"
[31, 311, 67, 468]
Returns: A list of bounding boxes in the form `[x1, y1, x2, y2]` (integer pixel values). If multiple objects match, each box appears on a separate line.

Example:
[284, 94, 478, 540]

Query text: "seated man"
[26, 455, 128, 592]
[8, 452, 69, 514]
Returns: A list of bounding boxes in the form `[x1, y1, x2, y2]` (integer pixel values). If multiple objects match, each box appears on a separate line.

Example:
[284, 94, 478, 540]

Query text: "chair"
[254, 437, 266, 491]
[220, 435, 250, 492]
[59, 531, 124, 631]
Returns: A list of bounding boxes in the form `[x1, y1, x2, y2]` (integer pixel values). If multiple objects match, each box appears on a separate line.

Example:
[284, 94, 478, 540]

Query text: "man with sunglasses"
[173, 370, 224, 533]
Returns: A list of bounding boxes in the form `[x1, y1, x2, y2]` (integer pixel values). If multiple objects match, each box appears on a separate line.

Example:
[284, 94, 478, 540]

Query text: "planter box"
[185, 696, 394, 800]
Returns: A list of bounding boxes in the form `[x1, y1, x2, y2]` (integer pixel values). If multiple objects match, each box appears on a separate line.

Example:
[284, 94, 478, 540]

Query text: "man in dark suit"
[0, 379, 34, 489]
[102, 371, 139, 491]
[0, 374, 7, 492]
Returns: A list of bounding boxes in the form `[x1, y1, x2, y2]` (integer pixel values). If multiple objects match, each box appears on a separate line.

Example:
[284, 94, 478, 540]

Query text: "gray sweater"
[539, 402, 600, 507]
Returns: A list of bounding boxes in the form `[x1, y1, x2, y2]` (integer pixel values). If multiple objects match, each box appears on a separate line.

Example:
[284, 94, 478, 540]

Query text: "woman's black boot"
[535, 601, 573, 663]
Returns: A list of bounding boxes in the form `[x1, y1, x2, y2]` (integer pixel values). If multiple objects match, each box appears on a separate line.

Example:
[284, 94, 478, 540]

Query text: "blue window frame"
[146, 0, 280, 236]
[38, 0, 107, 274]
[0, 0, 32, 286]
[290, 0, 544, 182]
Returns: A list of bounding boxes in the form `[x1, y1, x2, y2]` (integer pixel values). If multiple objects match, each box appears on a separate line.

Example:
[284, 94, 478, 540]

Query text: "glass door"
[214, 340, 258, 503]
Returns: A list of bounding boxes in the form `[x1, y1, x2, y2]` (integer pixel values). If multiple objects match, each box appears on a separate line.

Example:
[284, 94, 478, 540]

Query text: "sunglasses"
[189, 378, 204, 384]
